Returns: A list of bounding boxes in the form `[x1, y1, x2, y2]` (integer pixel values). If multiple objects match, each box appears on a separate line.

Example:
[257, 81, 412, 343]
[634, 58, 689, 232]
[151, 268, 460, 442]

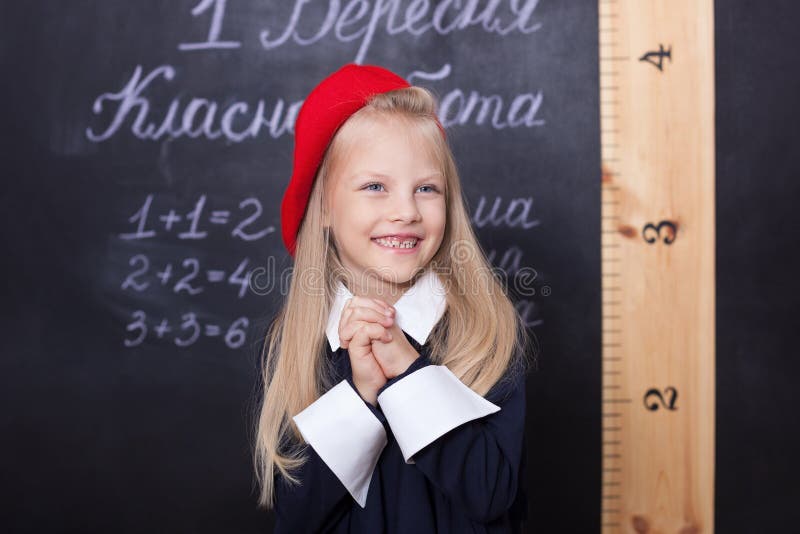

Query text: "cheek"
[342, 197, 375, 221]
[333, 196, 367, 225]
[342, 211, 374, 241]
[422, 202, 447, 231]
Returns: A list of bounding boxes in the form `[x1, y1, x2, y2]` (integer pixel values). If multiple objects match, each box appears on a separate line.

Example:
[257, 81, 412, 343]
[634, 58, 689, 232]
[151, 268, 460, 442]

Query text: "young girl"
[252, 63, 534, 533]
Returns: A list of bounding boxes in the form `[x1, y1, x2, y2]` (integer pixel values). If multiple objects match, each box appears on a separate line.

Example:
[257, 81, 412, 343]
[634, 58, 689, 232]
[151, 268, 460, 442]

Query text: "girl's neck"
[343, 272, 421, 306]
[349, 281, 409, 306]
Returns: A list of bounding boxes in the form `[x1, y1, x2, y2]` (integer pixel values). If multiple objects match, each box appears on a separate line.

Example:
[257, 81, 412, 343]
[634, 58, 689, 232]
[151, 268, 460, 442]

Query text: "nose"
[389, 192, 422, 223]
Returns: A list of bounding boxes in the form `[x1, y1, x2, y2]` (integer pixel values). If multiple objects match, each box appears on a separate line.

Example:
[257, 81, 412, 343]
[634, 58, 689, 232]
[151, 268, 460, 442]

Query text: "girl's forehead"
[328, 113, 444, 180]
[343, 117, 406, 143]
[345, 111, 429, 138]
[341, 117, 437, 155]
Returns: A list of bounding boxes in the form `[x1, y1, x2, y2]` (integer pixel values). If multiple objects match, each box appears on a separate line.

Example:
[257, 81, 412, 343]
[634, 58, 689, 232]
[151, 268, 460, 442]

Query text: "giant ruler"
[599, 0, 715, 532]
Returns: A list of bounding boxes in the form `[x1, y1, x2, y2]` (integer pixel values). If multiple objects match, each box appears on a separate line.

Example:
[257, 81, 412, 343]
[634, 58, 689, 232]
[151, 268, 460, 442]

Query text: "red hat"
[280, 62, 446, 257]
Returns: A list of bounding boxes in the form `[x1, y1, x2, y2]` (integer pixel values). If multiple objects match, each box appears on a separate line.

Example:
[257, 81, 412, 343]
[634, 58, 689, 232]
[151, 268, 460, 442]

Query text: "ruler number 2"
[643, 387, 679, 411]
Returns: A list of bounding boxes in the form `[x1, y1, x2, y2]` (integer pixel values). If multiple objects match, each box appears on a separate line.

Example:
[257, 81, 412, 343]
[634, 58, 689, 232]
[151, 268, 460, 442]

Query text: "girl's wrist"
[358, 387, 378, 407]
[391, 349, 421, 379]
[352, 378, 382, 406]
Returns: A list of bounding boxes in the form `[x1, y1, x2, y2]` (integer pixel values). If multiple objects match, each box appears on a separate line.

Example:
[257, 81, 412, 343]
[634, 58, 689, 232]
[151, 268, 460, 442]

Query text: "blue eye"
[363, 182, 440, 193]
[418, 185, 440, 193]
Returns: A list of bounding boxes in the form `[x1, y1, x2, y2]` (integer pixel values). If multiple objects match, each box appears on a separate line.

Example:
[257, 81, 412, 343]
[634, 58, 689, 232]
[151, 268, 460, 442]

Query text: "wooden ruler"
[599, 0, 715, 532]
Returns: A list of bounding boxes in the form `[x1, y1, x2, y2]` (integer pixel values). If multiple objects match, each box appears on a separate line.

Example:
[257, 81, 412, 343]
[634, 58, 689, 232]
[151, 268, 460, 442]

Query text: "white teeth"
[373, 237, 418, 248]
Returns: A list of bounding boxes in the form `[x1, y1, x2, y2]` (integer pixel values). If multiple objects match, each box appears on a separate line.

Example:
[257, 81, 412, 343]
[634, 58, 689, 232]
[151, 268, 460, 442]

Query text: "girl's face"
[326, 116, 446, 299]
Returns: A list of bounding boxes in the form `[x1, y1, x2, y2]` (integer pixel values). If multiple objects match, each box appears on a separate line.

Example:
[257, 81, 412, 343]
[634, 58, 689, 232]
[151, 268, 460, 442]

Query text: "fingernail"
[384, 308, 393, 316]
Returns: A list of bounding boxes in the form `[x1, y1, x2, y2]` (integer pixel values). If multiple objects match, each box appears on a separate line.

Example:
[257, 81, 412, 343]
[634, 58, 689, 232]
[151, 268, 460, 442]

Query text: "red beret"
[280, 62, 446, 257]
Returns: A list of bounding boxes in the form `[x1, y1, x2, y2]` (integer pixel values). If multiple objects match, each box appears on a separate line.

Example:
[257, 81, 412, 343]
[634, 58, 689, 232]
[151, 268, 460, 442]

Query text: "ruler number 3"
[642, 220, 677, 245]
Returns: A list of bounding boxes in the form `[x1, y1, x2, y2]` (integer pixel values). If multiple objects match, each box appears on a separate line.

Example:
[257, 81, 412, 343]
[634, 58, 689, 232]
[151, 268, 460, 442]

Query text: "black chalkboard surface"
[1, 2, 599, 532]
[2, 0, 795, 533]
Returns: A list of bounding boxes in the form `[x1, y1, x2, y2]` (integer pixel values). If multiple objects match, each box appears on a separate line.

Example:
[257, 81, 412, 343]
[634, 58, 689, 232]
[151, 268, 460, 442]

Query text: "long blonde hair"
[251, 85, 536, 510]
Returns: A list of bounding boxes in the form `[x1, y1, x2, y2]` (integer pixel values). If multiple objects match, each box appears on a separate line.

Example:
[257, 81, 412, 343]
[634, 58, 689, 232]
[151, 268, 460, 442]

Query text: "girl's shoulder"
[486, 365, 528, 405]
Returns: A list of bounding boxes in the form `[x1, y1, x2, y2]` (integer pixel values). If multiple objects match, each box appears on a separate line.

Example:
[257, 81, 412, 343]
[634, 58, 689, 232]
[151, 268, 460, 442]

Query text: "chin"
[372, 265, 419, 286]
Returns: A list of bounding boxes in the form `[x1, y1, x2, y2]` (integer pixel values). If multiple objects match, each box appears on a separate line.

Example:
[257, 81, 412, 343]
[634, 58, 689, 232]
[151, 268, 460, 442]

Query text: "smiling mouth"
[372, 237, 420, 249]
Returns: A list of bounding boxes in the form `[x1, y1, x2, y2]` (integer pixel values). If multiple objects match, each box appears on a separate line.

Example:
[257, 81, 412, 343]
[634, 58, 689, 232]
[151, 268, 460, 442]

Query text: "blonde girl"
[252, 63, 534, 533]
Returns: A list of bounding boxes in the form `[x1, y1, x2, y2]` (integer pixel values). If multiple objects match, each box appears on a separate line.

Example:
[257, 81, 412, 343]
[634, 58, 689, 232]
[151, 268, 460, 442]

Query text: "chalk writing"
[178, 0, 241, 50]
[86, 64, 544, 142]
[119, 194, 274, 241]
[259, 0, 543, 64]
[121, 254, 253, 298]
[124, 310, 249, 349]
[472, 196, 540, 229]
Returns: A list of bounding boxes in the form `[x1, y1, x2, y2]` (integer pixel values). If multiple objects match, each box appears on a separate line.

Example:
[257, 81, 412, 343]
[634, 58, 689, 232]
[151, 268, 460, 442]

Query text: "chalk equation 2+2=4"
[121, 255, 254, 299]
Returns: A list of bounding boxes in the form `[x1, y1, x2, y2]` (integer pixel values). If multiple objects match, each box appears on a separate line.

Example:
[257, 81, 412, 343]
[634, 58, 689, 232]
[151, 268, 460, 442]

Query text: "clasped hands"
[338, 296, 420, 406]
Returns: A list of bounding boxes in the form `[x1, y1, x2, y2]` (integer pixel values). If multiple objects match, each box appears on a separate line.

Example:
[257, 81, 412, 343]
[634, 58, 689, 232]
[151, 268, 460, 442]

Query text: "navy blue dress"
[272, 331, 529, 533]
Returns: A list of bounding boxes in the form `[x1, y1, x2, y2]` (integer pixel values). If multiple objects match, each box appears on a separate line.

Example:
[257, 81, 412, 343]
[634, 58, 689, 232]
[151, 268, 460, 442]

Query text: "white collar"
[325, 269, 448, 352]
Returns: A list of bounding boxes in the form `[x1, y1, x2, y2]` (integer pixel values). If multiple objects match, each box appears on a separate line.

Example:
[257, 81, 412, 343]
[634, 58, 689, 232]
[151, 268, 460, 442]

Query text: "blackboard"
[3, 0, 592, 530]
[3, 0, 795, 533]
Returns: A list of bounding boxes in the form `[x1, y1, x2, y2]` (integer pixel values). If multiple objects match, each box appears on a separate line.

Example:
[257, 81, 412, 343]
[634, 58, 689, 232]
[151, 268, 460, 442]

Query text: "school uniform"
[274, 270, 529, 533]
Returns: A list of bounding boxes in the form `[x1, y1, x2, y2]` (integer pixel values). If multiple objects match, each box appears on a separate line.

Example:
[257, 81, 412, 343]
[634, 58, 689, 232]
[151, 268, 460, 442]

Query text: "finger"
[341, 306, 393, 331]
[340, 311, 393, 348]
[340, 319, 369, 349]
[352, 322, 392, 346]
[350, 295, 394, 317]
[341, 317, 376, 350]
[341, 319, 377, 349]
[370, 297, 394, 312]
[340, 297, 387, 329]
[339, 296, 393, 333]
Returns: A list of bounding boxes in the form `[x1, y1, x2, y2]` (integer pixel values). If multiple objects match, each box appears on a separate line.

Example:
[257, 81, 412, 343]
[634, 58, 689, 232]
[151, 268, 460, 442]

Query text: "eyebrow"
[350, 171, 443, 182]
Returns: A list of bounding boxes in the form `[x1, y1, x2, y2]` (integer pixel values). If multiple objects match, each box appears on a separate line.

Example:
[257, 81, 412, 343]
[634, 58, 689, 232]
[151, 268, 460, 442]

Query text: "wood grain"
[599, 0, 715, 532]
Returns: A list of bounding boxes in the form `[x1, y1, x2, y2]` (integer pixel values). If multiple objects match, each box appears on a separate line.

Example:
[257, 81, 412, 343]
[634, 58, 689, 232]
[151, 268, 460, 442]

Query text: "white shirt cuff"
[377, 365, 501, 464]
[292, 379, 388, 508]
